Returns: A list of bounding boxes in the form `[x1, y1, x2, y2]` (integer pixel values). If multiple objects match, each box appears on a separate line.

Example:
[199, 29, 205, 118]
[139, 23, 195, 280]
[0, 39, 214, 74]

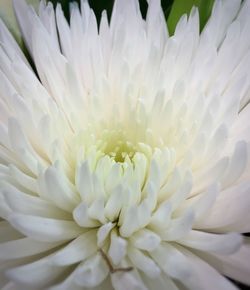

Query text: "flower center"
[100, 129, 138, 163]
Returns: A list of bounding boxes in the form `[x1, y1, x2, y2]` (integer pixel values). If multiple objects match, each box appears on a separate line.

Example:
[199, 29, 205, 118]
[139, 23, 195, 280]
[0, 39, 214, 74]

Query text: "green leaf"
[198, 0, 214, 30]
[167, 0, 214, 35]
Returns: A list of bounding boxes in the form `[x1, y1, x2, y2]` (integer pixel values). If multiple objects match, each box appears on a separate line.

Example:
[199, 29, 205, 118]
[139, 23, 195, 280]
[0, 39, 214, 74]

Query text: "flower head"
[0, 0, 250, 289]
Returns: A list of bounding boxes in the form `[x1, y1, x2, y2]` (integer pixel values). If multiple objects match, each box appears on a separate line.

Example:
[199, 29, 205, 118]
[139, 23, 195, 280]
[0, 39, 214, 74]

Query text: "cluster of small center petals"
[41, 138, 192, 288]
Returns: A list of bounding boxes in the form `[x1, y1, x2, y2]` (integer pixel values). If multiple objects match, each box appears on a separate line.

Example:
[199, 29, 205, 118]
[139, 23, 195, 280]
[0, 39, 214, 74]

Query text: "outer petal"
[8, 213, 83, 242]
[179, 247, 239, 290]
[6, 256, 67, 288]
[195, 181, 250, 232]
[0, 238, 61, 260]
[202, 239, 250, 286]
[178, 230, 242, 255]
[50, 231, 97, 266]
[229, 104, 250, 147]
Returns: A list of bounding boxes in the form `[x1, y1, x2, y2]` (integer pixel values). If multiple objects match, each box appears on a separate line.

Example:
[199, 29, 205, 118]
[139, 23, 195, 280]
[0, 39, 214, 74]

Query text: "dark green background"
[48, 0, 214, 34]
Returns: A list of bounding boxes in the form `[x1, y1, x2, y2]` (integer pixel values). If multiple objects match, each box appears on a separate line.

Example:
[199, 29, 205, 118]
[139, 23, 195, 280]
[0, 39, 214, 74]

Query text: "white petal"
[111, 270, 148, 290]
[1, 282, 21, 290]
[49, 271, 111, 290]
[131, 229, 161, 251]
[178, 247, 239, 290]
[158, 167, 182, 201]
[51, 230, 97, 266]
[201, 0, 241, 48]
[178, 230, 243, 255]
[168, 171, 193, 211]
[196, 181, 250, 232]
[73, 202, 100, 228]
[88, 198, 107, 224]
[75, 161, 94, 203]
[205, 240, 250, 285]
[191, 183, 219, 223]
[3, 184, 69, 219]
[128, 247, 160, 278]
[6, 256, 67, 287]
[150, 243, 191, 280]
[230, 103, 250, 144]
[146, 0, 168, 48]
[55, 3, 71, 58]
[119, 201, 151, 237]
[192, 157, 229, 195]
[12, 0, 33, 52]
[204, 124, 228, 161]
[108, 230, 127, 265]
[73, 254, 109, 288]
[8, 213, 83, 242]
[105, 184, 124, 221]
[38, 1, 59, 50]
[221, 141, 248, 188]
[0, 238, 61, 260]
[97, 222, 115, 247]
[160, 209, 194, 241]
[41, 166, 80, 212]
[140, 273, 178, 290]
[149, 201, 171, 229]
[0, 19, 30, 68]
[8, 118, 42, 175]
[9, 164, 38, 193]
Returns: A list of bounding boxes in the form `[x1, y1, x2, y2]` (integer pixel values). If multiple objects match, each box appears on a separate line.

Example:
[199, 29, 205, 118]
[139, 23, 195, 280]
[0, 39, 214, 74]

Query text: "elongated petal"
[6, 256, 67, 287]
[8, 214, 83, 242]
[131, 229, 161, 251]
[128, 247, 161, 278]
[0, 238, 61, 260]
[51, 231, 97, 266]
[150, 243, 191, 280]
[3, 185, 69, 219]
[73, 254, 109, 288]
[41, 166, 80, 212]
[108, 230, 127, 265]
[178, 230, 243, 255]
[111, 270, 147, 290]
[179, 247, 239, 290]
[196, 181, 250, 232]
[203, 240, 250, 286]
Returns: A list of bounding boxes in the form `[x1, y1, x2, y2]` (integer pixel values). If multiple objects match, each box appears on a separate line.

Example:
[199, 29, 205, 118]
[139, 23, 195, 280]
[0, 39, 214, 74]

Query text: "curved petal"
[198, 239, 250, 286]
[178, 230, 243, 255]
[6, 256, 67, 287]
[50, 231, 97, 266]
[178, 247, 239, 290]
[8, 214, 83, 242]
[0, 238, 61, 260]
[195, 181, 250, 232]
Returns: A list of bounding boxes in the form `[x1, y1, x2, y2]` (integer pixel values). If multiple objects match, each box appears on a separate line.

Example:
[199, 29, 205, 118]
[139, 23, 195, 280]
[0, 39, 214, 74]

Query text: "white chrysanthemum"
[0, 0, 250, 289]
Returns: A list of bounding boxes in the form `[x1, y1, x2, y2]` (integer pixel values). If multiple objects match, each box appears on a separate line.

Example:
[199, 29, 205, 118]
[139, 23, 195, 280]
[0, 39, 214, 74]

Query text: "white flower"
[0, 0, 250, 289]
